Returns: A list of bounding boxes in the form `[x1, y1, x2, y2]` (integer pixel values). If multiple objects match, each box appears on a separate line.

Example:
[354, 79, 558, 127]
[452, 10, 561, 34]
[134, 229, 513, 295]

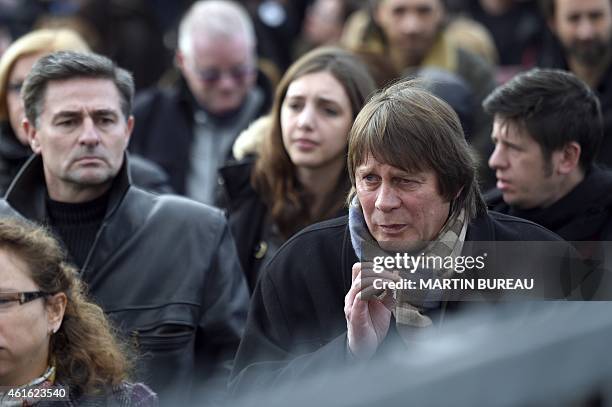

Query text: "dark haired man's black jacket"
[485, 166, 612, 242]
[0, 154, 249, 405]
[230, 212, 582, 394]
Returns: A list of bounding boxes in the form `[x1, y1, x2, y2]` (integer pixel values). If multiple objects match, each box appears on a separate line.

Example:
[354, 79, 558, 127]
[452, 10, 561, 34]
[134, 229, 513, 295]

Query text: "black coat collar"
[5, 153, 131, 223]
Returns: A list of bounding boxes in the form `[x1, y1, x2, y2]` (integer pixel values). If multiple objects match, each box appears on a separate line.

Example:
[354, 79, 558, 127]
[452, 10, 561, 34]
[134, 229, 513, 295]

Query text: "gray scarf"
[348, 197, 467, 339]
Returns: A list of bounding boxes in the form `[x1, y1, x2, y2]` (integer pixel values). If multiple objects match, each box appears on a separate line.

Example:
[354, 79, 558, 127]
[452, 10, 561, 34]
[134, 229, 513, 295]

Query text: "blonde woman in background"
[0, 29, 89, 194]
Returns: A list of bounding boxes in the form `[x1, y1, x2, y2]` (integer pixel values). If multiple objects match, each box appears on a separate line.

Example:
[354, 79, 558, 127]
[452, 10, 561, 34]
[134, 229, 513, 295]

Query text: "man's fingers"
[345, 273, 362, 317]
[351, 262, 361, 282]
[346, 267, 402, 317]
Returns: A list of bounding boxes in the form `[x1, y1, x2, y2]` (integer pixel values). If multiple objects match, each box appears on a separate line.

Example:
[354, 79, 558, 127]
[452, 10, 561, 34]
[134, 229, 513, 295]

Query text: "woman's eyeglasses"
[0, 291, 52, 310]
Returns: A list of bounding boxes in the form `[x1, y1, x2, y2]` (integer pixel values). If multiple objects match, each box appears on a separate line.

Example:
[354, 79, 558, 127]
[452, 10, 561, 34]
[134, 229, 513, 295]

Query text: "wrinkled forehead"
[42, 77, 123, 115]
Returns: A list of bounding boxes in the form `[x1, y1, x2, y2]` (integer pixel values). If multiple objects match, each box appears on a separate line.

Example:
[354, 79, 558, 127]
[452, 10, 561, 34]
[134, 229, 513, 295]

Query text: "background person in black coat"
[220, 46, 376, 291]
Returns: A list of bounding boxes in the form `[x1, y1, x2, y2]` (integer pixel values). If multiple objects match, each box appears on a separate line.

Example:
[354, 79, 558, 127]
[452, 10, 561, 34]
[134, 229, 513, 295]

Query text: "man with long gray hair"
[230, 80, 582, 395]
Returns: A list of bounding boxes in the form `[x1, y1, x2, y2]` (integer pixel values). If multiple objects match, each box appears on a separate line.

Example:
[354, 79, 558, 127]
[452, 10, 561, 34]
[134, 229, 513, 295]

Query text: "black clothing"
[466, 0, 544, 66]
[0, 121, 174, 195]
[0, 121, 30, 194]
[230, 212, 575, 393]
[538, 43, 612, 168]
[220, 159, 348, 292]
[485, 166, 612, 241]
[0, 154, 249, 405]
[129, 75, 273, 195]
[46, 192, 110, 268]
[219, 160, 269, 291]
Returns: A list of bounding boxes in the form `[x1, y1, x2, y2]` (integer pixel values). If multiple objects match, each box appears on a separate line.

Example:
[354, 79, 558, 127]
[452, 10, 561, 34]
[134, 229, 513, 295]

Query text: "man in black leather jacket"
[0, 50, 249, 405]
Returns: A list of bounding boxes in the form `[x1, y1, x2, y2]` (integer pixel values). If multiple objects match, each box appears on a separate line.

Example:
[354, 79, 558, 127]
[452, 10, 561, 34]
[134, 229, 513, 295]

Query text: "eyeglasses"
[190, 64, 255, 85]
[0, 291, 52, 310]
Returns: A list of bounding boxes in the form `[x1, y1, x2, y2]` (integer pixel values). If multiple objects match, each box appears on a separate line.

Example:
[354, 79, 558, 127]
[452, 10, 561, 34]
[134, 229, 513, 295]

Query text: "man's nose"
[488, 144, 507, 170]
[576, 17, 597, 41]
[399, 12, 424, 35]
[78, 117, 100, 146]
[375, 182, 401, 212]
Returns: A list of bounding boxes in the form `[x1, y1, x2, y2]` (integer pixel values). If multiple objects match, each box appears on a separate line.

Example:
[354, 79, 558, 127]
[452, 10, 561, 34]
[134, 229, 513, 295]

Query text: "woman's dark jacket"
[220, 159, 348, 292]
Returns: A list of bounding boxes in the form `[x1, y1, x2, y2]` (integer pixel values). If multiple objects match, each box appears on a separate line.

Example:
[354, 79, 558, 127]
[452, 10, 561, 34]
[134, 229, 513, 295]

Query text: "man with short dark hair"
[484, 68, 612, 242]
[0, 50, 249, 405]
[230, 80, 577, 395]
[538, 0, 612, 165]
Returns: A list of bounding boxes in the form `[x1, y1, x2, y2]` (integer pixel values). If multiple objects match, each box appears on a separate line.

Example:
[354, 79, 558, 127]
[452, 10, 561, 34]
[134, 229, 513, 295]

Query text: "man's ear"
[556, 141, 582, 175]
[23, 118, 40, 154]
[126, 115, 134, 140]
[175, 50, 185, 70]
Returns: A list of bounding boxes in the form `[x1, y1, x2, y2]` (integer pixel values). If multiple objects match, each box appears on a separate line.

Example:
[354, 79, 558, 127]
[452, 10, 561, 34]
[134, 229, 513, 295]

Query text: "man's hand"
[344, 262, 399, 360]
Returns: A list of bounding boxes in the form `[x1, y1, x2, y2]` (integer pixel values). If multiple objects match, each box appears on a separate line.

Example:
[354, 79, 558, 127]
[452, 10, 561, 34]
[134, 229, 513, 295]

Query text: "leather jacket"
[0, 154, 249, 405]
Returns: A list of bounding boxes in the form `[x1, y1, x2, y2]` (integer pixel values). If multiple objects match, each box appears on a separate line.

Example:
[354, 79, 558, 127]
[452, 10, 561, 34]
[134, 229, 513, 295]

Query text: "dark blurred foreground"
[230, 302, 612, 407]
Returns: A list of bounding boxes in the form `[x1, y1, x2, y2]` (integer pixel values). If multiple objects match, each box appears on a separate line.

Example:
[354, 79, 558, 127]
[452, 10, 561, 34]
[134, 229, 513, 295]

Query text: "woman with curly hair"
[221, 47, 376, 291]
[0, 217, 157, 406]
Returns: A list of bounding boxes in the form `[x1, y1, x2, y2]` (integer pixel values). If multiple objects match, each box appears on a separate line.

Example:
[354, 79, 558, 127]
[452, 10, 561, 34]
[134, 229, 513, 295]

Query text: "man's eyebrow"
[53, 109, 119, 118]
[52, 110, 81, 120]
[92, 109, 119, 116]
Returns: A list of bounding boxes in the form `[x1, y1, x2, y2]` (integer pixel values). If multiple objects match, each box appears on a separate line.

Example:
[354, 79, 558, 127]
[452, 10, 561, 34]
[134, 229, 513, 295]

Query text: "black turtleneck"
[46, 192, 110, 269]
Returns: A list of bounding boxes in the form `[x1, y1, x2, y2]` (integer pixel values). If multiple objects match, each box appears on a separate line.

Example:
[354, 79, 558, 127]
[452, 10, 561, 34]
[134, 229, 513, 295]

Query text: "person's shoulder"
[260, 215, 350, 293]
[0, 197, 20, 218]
[264, 216, 349, 269]
[134, 84, 178, 110]
[482, 188, 508, 212]
[484, 210, 565, 241]
[287, 215, 349, 245]
[126, 186, 226, 227]
[112, 381, 158, 407]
